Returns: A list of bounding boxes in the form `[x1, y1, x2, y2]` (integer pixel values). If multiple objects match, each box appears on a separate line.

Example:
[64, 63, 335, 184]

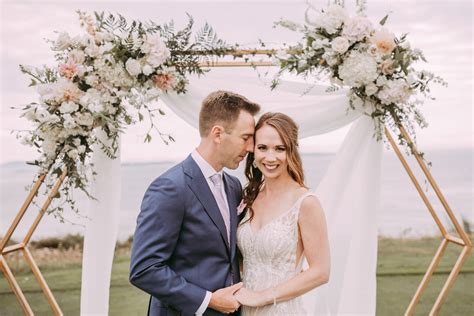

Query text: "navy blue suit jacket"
[130, 155, 242, 316]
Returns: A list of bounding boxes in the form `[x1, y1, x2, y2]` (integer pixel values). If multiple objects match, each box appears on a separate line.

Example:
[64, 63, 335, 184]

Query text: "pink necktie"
[210, 173, 230, 243]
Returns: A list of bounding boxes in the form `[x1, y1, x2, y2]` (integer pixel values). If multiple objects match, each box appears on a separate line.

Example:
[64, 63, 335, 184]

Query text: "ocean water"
[1, 148, 472, 241]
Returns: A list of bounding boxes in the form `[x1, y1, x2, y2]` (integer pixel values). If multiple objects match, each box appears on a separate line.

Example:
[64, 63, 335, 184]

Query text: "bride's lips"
[262, 163, 279, 171]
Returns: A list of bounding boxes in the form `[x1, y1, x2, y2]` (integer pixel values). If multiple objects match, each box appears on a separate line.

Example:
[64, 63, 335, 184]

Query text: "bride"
[235, 112, 331, 315]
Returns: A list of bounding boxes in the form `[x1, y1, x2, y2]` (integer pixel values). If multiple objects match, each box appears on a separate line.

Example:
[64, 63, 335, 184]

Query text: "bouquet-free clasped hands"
[234, 285, 275, 308]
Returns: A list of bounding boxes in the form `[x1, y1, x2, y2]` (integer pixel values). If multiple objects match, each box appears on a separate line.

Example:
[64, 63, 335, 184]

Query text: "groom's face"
[219, 110, 256, 170]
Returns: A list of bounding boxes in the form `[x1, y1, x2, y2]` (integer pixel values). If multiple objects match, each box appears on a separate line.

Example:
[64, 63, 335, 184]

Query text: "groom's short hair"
[199, 91, 260, 137]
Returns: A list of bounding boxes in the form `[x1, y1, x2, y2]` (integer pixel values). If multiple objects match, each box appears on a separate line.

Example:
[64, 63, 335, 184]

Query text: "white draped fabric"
[81, 68, 382, 315]
[80, 130, 122, 316]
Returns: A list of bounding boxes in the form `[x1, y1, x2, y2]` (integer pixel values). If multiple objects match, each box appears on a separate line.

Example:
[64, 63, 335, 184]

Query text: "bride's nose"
[264, 152, 277, 162]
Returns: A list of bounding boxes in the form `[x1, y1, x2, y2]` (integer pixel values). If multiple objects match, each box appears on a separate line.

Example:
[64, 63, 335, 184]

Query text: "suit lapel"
[184, 156, 230, 250]
[223, 173, 238, 260]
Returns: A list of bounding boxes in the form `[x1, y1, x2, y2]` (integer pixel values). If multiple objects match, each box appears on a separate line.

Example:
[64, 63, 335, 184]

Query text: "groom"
[130, 91, 260, 315]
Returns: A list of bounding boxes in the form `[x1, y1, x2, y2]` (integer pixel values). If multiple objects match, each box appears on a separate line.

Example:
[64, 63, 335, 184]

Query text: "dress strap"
[295, 191, 318, 213]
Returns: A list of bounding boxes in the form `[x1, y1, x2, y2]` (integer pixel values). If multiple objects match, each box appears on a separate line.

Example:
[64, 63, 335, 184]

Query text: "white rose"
[85, 75, 100, 87]
[142, 64, 153, 76]
[63, 114, 77, 129]
[67, 149, 79, 159]
[331, 37, 350, 54]
[75, 112, 94, 127]
[53, 32, 71, 51]
[338, 51, 378, 87]
[73, 138, 82, 147]
[322, 51, 339, 66]
[342, 16, 373, 42]
[77, 145, 86, 154]
[59, 101, 79, 114]
[35, 108, 52, 123]
[142, 33, 166, 53]
[380, 59, 395, 75]
[146, 49, 170, 68]
[365, 83, 378, 96]
[376, 76, 388, 87]
[125, 58, 142, 76]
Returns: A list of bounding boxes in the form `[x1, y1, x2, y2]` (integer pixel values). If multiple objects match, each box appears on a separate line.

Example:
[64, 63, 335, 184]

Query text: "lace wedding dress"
[237, 192, 317, 316]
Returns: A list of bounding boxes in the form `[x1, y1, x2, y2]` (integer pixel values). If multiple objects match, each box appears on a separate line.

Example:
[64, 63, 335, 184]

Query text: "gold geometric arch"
[0, 169, 67, 315]
[1, 51, 471, 315]
[384, 122, 473, 315]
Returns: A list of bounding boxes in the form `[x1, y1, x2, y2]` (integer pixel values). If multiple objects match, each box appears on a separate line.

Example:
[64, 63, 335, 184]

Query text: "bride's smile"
[254, 125, 289, 179]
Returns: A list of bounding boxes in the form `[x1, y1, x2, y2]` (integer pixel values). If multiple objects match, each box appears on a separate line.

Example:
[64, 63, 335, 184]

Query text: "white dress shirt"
[191, 149, 231, 315]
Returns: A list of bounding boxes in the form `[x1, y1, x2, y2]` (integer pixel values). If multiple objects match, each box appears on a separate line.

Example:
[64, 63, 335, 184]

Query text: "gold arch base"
[1, 57, 472, 315]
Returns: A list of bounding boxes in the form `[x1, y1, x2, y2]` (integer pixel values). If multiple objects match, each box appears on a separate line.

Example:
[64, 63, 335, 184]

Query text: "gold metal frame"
[1, 169, 67, 315]
[2, 54, 471, 315]
[384, 123, 472, 315]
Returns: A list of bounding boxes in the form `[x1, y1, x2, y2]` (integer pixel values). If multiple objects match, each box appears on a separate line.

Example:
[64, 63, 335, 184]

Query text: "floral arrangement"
[272, 3, 446, 144]
[16, 11, 227, 217]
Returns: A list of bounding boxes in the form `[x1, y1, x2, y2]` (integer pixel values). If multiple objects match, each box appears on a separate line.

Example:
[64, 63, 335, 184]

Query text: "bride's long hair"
[242, 112, 306, 224]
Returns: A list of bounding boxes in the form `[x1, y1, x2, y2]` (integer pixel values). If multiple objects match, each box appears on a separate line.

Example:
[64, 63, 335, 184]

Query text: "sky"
[0, 0, 472, 163]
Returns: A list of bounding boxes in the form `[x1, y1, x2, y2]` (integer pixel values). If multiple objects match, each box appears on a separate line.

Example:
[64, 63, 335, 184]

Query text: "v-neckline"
[247, 192, 309, 236]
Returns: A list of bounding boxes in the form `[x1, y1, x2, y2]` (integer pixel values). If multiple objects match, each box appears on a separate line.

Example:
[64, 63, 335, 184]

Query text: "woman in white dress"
[234, 112, 331, 315]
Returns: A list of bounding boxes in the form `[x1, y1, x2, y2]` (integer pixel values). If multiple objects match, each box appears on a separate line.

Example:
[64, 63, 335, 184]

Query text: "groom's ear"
[210, 125, 225, 144]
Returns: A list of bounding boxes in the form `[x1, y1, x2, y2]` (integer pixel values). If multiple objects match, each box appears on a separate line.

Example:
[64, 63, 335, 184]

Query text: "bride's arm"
[235, 195, 330, 307]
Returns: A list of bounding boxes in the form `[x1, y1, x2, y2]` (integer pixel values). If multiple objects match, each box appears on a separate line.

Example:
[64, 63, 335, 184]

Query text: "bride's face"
[254, 124, 288, 179]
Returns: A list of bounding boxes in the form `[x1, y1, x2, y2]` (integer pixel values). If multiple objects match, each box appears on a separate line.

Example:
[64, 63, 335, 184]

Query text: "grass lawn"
[1, 236, 473, 315]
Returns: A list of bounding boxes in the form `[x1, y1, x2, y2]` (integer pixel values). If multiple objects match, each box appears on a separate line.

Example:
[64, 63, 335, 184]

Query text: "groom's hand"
[209, 282, 243, 314]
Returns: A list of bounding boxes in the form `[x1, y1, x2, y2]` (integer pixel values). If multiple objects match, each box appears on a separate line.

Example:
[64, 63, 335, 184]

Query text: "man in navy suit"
[130, 91, 261, 315]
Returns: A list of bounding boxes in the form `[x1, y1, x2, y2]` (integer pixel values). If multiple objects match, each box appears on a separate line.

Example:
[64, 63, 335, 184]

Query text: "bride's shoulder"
[297, 190, 323, 216]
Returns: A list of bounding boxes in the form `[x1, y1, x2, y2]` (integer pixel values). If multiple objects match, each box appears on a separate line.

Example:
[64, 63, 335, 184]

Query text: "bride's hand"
[234, 287, 268, 307]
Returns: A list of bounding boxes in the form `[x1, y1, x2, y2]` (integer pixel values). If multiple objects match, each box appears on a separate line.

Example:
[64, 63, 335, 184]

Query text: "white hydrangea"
[342, 16, 373, 42]
[59, 101, 79, 114]
[313, 5, 348, 34]
[377, 79, 411, 105]
[338, 51, 378, 87]
[142, 33, 170, 67]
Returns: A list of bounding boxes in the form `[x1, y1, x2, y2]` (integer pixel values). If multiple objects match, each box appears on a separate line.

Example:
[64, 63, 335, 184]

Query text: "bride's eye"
[276, 146, 286, 152]
[257, 145, 267, 151]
